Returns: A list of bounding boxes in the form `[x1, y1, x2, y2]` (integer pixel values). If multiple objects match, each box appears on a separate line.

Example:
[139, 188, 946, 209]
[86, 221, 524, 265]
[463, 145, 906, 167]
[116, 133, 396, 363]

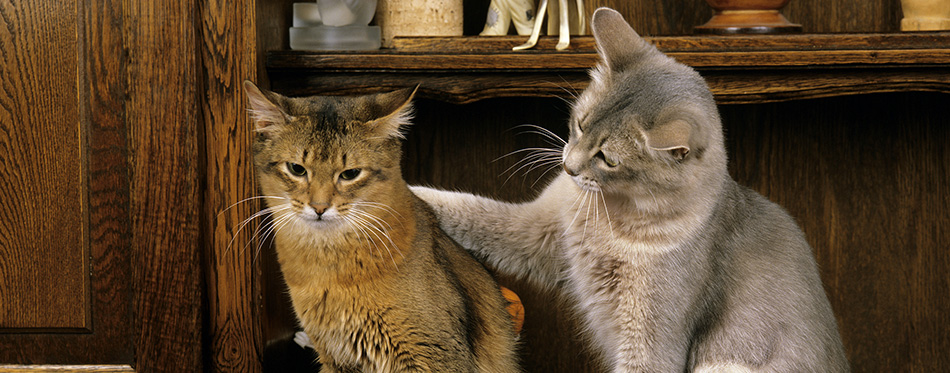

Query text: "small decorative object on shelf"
[290, 0, 381, 51]
[376, 0, 463, 48]
[513, 0, 587, 51]
[901, 0, 950, 31]
[695, 0, 802, 34]
[480, 0, 537, 36]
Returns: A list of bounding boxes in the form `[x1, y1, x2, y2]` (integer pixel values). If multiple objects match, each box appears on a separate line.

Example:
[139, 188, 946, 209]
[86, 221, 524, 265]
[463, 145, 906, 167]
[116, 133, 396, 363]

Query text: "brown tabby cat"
[243, 82, 520, 372]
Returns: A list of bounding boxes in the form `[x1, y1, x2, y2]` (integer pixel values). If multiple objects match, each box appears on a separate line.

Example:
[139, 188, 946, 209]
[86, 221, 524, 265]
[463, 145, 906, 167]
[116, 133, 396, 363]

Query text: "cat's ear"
[645, 119, 692, 161]
[591, 7, 657, 72]
[243, 80, 288, 134]
[367, 85, 418, 140]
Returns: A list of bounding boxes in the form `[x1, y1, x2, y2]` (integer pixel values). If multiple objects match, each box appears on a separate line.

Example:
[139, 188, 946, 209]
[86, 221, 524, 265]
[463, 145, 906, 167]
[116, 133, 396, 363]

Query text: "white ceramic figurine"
[514, 0, 586, 50]
[481, 0, 537, 36]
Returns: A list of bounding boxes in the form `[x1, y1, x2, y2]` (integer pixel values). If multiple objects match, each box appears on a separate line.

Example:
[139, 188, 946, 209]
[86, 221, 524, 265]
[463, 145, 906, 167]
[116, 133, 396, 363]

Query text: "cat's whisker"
[542, 80, 580, 107]
[236, 212, 277, 260]
[494, 145, 562, 175]
[494, 124, 565, 188]
[353, 201, 403, 218]
[593, 190, 601, 234]
[253, 212, 296, 261]
[226, 207, 275, 251]
[344, 215, 387, 267]
[582, 190, 594, 245]
[556, 95, 576, 110]
[556, 77, 581, 100]
[246, 208, 295, 256]
[499, 149, 564, 186]
[565, 189, 594, 245]
[225, 204, 293, 257]
[493, 146, 560, 164]
[513, 124, 567, 146]
[598, 190, 614, 237]
[507, 152, 561, 177]
[349, 209, 396, 235]
[347, 213, 402, 270]
[352, 202, 406, 229]
[565, 186, 590, 234]
[522, 133, 567, 150]
[518, 159, 564, 188]
[531, 163, 565, 188]
[514, 151, 561, 170]
[523, 156, 563, 175]
[217, 195, 288, 218]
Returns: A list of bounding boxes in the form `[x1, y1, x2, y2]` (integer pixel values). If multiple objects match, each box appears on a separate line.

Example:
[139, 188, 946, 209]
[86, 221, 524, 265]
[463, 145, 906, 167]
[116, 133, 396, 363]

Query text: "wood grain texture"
[0, 0, 134, 364]
[199, 0, 264, 371]
[125, 0, 203, 370]
[0, 366, 134, 373]
[783, 0, 902, 33]
[585, 0, 712, 36]
[721, 92, 950, 372]
[0, 0, 87, 331]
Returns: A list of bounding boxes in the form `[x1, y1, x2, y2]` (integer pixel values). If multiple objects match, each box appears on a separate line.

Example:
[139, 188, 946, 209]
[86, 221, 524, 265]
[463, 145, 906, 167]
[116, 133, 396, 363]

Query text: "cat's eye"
[596, 151, 619, 167]
[339, 168, 361, 181]
[286, 162, 307, 177]
[571, 120, 584, 135]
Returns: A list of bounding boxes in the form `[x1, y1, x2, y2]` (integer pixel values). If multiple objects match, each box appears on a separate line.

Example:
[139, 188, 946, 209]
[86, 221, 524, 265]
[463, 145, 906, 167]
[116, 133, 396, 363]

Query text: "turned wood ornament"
[695, 0, 802, 34]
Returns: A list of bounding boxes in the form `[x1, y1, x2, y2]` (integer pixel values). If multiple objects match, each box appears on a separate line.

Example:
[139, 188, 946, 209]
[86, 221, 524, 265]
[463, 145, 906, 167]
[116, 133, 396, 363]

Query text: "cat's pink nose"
[563, 163, 578, 177]
[310, 202, 330, 216]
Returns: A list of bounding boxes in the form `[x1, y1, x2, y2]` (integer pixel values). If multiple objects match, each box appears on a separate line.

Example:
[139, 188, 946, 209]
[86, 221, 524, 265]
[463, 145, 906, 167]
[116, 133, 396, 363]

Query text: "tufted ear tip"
[243, 81, 288, 133]
[368, 85, 419, 140]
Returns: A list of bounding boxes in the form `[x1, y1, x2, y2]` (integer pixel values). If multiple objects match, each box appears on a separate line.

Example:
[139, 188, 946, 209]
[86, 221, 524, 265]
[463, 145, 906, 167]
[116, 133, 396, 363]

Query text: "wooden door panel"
[0, 0, 88, 332]
[0, 0, 133, 365]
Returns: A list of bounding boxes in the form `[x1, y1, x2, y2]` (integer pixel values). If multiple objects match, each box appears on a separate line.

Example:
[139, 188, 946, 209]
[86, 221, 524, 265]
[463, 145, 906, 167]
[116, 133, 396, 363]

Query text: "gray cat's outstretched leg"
[411, 184, 567, 289]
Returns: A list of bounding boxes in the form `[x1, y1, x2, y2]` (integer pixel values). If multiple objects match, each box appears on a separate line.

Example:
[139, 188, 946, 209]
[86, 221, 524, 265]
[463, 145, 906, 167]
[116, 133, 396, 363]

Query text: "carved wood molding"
[267, 35, 950, 104]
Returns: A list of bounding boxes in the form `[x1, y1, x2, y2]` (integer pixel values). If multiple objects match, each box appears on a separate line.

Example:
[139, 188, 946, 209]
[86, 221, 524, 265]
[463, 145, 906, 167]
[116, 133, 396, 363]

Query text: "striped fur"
[244, 82, 520, 372]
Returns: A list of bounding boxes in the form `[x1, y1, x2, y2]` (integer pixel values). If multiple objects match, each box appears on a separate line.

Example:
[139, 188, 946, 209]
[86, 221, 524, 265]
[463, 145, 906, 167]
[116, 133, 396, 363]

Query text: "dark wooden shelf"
[266, 34, 950, 104]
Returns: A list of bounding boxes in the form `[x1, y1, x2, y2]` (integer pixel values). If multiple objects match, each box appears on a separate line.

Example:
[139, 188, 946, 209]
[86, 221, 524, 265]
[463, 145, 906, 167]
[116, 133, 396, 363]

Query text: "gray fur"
[412, 8, 848, 372]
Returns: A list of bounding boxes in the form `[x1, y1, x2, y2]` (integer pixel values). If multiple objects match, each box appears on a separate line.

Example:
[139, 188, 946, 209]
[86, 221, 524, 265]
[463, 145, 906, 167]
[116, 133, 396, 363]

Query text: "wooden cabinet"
[0, 1, 133, 367]
[0, 0, 250, 371]
[1, 0, 947, 371]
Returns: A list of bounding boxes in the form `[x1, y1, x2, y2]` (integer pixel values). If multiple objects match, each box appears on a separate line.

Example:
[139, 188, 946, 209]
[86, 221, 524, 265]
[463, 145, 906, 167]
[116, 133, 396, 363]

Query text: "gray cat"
[412, 7, 849, 372]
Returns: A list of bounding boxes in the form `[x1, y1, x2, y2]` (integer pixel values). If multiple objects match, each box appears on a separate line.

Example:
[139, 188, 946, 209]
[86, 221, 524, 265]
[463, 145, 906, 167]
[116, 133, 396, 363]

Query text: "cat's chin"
[570, 175, 603, 192]
[297, 214, 344, 229]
